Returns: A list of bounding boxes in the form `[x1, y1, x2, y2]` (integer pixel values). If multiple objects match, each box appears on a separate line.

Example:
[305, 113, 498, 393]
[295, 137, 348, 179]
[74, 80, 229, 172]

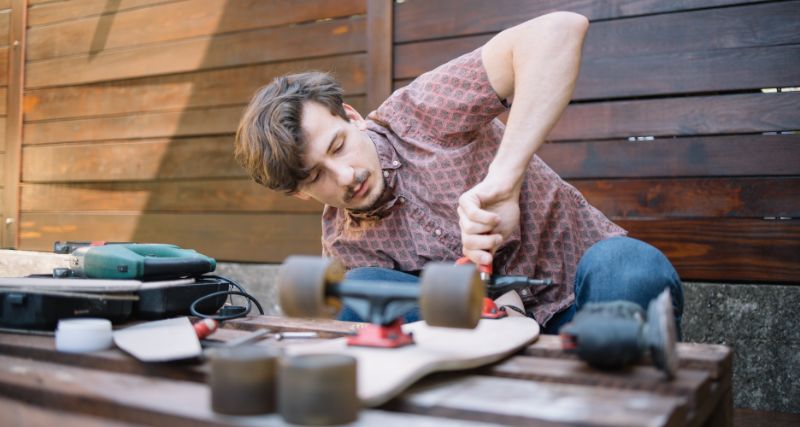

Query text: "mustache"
[344, 171, 370, 202]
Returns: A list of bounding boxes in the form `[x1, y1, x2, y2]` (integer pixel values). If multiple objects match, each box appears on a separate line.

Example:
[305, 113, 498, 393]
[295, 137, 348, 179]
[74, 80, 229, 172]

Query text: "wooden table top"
[0, 315, 732, 427]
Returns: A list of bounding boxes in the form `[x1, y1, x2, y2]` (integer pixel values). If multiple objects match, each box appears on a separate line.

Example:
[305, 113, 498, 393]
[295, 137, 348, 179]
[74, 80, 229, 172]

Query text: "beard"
[346, 170, 385, 211]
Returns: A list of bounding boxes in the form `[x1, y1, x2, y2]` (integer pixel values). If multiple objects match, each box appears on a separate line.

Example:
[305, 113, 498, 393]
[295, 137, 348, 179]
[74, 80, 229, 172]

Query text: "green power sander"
[55, 242, 216, 280]
[559, 290, 678, 378]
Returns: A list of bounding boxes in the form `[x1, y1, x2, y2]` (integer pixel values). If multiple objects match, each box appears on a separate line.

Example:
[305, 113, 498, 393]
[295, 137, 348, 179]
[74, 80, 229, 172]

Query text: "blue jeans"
[337, 236, 684, 338]
[337, 267, 422, 324]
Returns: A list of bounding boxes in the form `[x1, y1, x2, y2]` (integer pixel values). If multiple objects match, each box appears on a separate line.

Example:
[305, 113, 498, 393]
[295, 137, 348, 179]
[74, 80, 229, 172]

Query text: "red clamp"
[455, 257, 507, 319]
[347, 319, 415, 348]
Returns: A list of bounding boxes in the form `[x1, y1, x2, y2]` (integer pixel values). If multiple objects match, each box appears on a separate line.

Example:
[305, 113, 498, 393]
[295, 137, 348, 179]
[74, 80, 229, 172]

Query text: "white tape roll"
[55, 318, 113, 353]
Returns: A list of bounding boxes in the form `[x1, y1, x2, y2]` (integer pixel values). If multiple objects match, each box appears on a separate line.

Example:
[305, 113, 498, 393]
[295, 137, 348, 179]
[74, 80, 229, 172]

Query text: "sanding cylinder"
[278, 354, 358, 425]
[209, 345, 281, 415]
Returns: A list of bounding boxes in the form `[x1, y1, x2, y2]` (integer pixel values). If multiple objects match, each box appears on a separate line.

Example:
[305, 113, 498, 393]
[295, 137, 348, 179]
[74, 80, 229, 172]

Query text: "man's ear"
[292, 192, 311, 201]
[343, 103, 368, 130]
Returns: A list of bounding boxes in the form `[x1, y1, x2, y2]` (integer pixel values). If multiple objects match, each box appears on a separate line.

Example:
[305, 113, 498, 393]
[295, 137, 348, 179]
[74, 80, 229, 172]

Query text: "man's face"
[295, 101, 384, 210]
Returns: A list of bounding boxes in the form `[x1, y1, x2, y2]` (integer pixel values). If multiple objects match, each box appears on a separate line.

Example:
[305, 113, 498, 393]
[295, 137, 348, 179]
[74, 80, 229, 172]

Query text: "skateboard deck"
[284, 311, 539, 407]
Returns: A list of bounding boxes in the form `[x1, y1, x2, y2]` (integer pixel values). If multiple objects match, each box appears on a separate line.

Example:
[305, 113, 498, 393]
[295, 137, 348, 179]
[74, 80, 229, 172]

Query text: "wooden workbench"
[0, 315, 732, 426]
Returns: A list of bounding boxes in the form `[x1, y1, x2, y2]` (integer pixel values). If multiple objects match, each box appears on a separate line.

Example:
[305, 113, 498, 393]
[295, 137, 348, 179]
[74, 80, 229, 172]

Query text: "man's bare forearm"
[481, 12, 589, 196]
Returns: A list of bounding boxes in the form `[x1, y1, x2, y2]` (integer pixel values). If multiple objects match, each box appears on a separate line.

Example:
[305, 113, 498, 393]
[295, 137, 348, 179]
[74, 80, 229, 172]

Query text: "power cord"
[189, 275, 264, 321]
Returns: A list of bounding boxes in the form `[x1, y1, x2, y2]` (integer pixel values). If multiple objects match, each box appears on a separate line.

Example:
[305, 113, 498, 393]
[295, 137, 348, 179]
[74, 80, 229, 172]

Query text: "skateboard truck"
[278, 256, 485, 348]
[559, 289, 678, 378]
[455, 257, 552, 319]
[334, 278, 420, 348]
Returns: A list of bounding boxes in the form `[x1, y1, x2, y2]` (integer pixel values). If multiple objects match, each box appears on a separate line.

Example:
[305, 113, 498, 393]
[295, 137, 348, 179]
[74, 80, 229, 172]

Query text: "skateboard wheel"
[278, 354, 358, 425]
[209, 346, 281, 415]
[648, 290, 679, 378]
[278, 256, 345, 318]
[419, 263, 485, 328]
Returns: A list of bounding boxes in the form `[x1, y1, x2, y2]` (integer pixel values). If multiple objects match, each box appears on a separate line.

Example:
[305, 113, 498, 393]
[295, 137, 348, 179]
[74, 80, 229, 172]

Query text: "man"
[235, 12, 683, 335]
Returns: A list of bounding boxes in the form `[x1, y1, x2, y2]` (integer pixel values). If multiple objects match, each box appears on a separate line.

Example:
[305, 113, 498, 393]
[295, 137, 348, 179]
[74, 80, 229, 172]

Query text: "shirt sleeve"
[370, 47, 508, 145]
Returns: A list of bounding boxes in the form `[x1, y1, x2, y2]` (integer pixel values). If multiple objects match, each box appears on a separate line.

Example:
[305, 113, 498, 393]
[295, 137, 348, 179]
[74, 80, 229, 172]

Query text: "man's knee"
[576, 237, 683, 308]
[575, 236, 684, 338]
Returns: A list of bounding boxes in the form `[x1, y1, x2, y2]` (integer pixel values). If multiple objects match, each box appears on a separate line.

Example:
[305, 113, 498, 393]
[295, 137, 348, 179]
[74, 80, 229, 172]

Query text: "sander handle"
[73, 244, 216, 280]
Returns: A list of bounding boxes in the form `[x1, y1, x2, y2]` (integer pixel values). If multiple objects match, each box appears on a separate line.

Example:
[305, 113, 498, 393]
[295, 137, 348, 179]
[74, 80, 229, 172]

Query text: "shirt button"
[383, 170, 389, 178]
[434, 229, 442, 236]
[398, 197, 405, 204]
[392, 160, 400, 166]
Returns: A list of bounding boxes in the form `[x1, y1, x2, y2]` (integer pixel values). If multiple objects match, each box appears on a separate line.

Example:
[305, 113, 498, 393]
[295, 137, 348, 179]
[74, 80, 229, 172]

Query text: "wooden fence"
[1, 0, 798, 283]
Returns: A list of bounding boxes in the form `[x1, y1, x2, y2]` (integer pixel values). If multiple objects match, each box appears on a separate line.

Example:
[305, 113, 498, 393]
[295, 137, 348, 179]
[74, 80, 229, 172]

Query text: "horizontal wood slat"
[393, 35, 488, 80]
[550, 92, 800, 141]
[573, 177, 800, 219]
[27, 0, 177, 27]
[24, 54, 366, 121]
[27, 0, 365, 61]
[524, 335, 733, 381]
[390, 375, 686, 427]
[619, 219, 800, 283]
[0, 332, 209, 382]
[393, 0, 772, 43]
[485, 355, 711, 410]
[396, 42, 800, 100]
[28, 0, 180, 27]
[28, 0, 74, 4]
[22, 136, 241, 182]
[0, 354, 242, 425]
[18, 212, 323, 262]
[538, 134, 800, 179]
[20, 180, 323, 213]
[582, 2, 800, 58]
[23, 95, 366, 145]
[0, 395, 140, 427]
[575, 45, 800, 100]
[26, 17, 367, 88]
[25, 106, 243, 145]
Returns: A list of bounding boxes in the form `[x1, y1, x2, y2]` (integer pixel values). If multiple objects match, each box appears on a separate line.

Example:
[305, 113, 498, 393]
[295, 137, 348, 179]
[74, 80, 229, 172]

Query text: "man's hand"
[457, 12, 588, 266]
[458, 176, 521, 266]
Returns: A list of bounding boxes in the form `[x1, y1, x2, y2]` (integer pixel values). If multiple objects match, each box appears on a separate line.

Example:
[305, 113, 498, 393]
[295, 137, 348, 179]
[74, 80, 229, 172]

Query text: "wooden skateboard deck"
[284, 311, 539, 407]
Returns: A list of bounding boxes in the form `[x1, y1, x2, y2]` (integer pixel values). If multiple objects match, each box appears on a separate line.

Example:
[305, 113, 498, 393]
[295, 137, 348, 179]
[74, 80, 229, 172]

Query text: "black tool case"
[136, 277, 228, 320]
[0, 276, 228, 330]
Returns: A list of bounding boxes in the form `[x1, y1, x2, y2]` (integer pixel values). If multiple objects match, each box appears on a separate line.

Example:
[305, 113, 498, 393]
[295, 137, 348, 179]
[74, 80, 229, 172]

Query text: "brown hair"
[234, 72, 348, 194]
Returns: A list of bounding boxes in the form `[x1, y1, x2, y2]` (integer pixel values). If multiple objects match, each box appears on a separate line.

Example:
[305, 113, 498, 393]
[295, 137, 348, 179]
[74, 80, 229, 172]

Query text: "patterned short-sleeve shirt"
[321, 47, 626, 325]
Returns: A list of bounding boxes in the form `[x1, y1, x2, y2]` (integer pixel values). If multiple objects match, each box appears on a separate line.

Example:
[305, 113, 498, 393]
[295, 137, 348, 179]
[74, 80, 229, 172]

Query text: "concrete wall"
[682, 282, 799, 413]
[215, 263, 282, 316]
